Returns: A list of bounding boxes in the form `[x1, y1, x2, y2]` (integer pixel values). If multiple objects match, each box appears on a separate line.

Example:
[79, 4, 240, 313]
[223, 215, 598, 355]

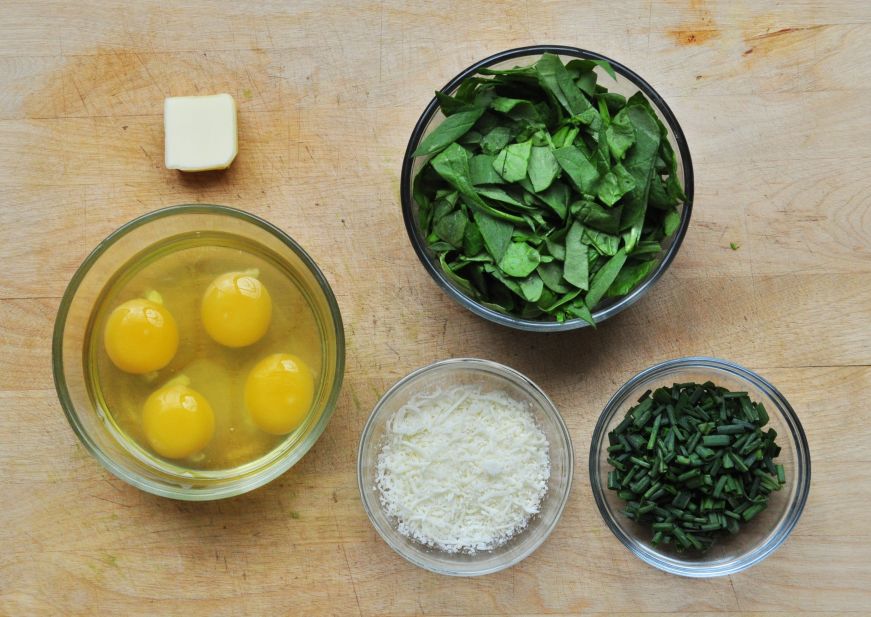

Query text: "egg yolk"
[142, 384, 215, 459]
[244, 353, 314, 435]
[201, 271, 272, 347]
[103, 298, 179, 374]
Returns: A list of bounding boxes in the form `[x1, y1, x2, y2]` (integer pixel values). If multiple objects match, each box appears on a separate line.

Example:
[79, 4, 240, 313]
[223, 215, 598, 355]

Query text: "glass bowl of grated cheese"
[357, 358, 573, 576]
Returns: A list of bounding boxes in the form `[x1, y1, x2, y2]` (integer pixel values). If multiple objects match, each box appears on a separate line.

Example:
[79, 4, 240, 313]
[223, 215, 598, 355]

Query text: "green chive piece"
[742, 504, 766, 521]
[702, 434, 732, 447]
[605, 380, 785, 553]
[647, 414, 662, 450]
[713, 475, 729, 498]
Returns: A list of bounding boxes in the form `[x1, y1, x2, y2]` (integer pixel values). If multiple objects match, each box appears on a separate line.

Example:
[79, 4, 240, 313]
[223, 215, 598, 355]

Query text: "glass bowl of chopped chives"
[589, 357, 811, 577]
[400, 45, 693, 331]
[357, 358, 573, 576]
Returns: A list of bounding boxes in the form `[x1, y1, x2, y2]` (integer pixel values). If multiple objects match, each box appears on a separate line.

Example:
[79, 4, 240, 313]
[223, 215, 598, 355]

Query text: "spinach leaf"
[535, 181, 571, 219]
[534, 53, 595, 117]
[484, 263, 524, 297]
[594, 59, 617, 80]
[438, 253, 475, 294]
[619, 104, 661, 252]
[543, 288, 582, 313]
[430, 143, 484, 205]
[607, 258, 656, 297]
[519, 272, 545, 302]
[632, 240, 662, 256]
[553, 145, 600, 193]
[598, 91, 626, 113]
[606, 107, 636, 161]
[551, 125, 578, 149]
[413, 170, 433, 231]
[528, 146, 561, 192]
[433, 209, 467, 247]
[564, 299, 595, 326]
[537, 261, 570, 293]
[480, 126, 512, 155]
[463, 220, 485, 255]
[576, 70, 598, 97]
[648, 174, 678, 208]
[565, 59, 596, 76]
[571, 200, 622, 233]
[470, 154, 503, 185]
[432, 195, 455, 222]
[584, 227, 621, 256]
[586, 248, 627, 309]
[473, 209, 513, 262]
[563, 221, 589, 290]
[493, 140, 533, 182]
[461, 194, 526, 224]
[663, 207, 681, 237]
[477, 186, 526, 207]
[435, 90, 474, 115]
[545, 233, 567, 261]
[490, 97, 541, 122]
[499, 241, 541, 277]
[597, 163, 636, 206]
[412, 107, 486, 157]
[479, 65, 538, 77]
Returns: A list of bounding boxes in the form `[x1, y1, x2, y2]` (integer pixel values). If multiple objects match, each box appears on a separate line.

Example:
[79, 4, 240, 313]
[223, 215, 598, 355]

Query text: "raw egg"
[245, 353, 314, 435]
[103, 298, 179, 374]
[201, 271, 272, 347]
[143, 383, 215, 459]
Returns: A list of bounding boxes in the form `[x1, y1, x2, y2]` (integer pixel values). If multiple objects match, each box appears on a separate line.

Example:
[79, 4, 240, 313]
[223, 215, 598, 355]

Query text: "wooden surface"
[1, 1, 869, 615]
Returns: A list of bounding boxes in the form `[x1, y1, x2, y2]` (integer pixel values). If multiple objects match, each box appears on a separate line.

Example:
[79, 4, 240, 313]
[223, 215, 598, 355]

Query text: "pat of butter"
[164, 94, 238, 172]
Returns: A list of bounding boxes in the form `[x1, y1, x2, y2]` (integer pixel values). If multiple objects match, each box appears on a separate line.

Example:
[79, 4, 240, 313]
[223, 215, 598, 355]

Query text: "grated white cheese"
[375, 384, 550, 553]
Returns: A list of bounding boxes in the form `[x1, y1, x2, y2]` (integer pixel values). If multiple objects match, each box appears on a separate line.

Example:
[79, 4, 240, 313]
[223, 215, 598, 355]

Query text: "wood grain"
[1, 1, 870, 615]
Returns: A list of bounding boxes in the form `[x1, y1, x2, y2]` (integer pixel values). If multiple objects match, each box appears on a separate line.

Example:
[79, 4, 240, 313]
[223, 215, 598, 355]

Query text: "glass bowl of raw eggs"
[53, 205, 345, 500]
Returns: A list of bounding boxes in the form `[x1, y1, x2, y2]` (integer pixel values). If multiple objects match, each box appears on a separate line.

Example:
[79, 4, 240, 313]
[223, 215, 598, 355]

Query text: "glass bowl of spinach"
[401, 45, 693, 331]
[589, 357, 811, 577]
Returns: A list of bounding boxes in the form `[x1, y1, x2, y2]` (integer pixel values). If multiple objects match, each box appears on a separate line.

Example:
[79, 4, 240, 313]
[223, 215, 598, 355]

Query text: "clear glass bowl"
[589, 357, 810, 577]
[357, 358, 573, 576]
[53, 204, 345, 500]
[400, 45, 694, 332]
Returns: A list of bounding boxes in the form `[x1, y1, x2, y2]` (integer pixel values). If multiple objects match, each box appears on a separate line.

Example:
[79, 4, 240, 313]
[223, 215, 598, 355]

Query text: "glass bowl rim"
[52, 203, 346, 501]
[588, 356, 811, 577]
[356, 356, 575, 576]
[400, 44, 695, 332]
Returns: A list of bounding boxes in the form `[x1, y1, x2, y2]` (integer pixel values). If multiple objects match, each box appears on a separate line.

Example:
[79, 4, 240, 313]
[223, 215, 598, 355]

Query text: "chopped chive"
[755, 403, 769, 425]
[713, 475, 729, 498]
[715, 424, 746, 434]
[775, 464, 785, 484]
[677, 468, 700, 482]
[605, 380, 785, 553]
[637, 501, 657, 514]
[607, 457, 626, 472]
[643, 481, 663, 500]
[607, 471, 621, 490]
[630, 475, 651, 494]
[629, 456, 651, 469]
[702, 434, 732, 447]
[672, 526, 691, 549]
[742, 504, 765, 521]
[647, 414, 662, 450]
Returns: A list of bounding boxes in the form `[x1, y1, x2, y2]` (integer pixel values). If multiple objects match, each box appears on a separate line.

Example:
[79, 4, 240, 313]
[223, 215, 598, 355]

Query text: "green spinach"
[412, 53, 685, 325]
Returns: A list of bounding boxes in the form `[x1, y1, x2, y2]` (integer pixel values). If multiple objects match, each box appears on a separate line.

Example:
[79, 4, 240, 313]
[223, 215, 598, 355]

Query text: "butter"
[164, 94, 238, 172]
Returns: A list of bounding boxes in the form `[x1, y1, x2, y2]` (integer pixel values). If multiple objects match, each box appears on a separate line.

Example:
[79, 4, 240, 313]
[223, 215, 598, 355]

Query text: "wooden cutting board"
[1, 1, 869, 615]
